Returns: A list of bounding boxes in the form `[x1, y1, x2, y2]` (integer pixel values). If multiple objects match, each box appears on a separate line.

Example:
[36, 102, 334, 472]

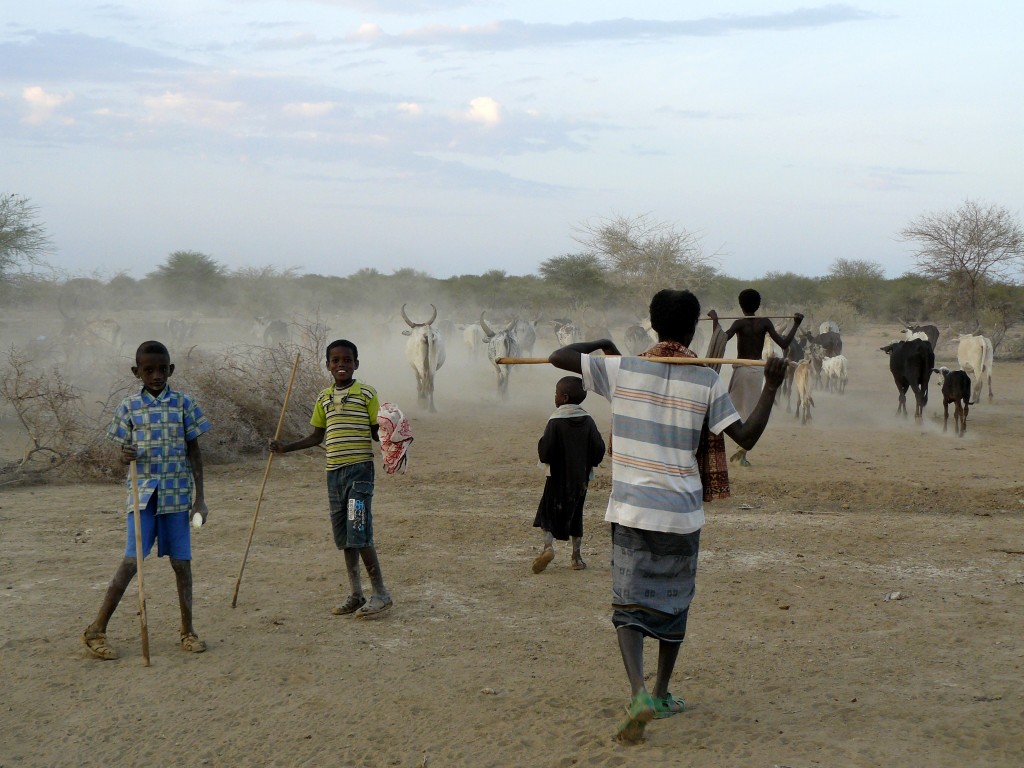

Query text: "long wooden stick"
[495, 356, 767, 366]
[231, 352, 301, 608]
[698, 316, 794, 321]
[129, 460, 150, 667]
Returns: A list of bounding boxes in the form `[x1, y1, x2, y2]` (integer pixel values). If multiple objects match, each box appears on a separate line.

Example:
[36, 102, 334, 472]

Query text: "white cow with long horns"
[401, 303, 446, 412]
[480, 312, 522, 399]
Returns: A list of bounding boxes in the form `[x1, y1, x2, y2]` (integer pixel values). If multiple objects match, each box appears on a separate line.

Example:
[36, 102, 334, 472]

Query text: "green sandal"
[615, 690, 656, 744]
[654, 693, 686, 719]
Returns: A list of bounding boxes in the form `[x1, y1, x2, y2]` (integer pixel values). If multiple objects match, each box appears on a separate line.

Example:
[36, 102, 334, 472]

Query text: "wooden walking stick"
[129, 459, 151, 666]
[232, 351, 301, 608]
[495, 356, 767, 367]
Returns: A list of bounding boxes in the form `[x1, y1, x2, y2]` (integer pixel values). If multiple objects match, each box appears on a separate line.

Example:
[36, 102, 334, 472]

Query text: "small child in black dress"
[532, 376, 605, 573]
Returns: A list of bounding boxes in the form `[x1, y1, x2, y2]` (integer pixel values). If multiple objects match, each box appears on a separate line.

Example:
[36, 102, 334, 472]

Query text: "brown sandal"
[180, 632, 207, 653]
[82, 630, 118, 660]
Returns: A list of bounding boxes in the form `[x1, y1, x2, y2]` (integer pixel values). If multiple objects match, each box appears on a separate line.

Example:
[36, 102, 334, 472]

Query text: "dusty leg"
[651, 639, 682, 700]
[616, 626, 647, 696]
[82, 557, 137, 659]
[86, 557, 137, 635]
[344, 548, 364, 597]
[358, 546, 388, 597]
[571, 536, 587, 570]
[172, 559, 206, 652]
[615, 626, 655, 743]
[170, 558, 195, 637]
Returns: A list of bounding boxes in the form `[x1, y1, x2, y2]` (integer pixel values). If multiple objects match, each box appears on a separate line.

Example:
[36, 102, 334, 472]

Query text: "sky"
[2, 1, 1022, 282]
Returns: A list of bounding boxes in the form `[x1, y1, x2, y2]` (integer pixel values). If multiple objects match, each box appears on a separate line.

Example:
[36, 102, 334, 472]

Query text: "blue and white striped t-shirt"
[582, 354, 739, 534]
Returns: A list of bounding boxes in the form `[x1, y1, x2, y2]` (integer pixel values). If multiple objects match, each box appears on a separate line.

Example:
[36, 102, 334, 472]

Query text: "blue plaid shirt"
[106, 386, 211, 515]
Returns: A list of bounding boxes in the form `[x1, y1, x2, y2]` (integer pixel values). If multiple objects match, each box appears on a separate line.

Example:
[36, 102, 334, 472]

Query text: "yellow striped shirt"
[310, 381, 379, 470]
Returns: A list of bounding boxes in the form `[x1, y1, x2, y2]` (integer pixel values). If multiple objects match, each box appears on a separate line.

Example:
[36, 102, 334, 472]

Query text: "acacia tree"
[148, 250, 226, 306]
[573, 213, 717, 309]
[537, 253, 609, 310]
[899, 200, 1024, 324]
[825, 258, 885, 314]
[0, 194, 52, 284]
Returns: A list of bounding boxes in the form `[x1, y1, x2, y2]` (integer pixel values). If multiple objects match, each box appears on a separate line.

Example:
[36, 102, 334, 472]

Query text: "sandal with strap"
[332, 594, 367, 615]
[615, 689, 656, 744]
[355, 594, 393, 618]
[180, 632, 207, 653]
[654, 693, 686, 719]
[82, 630, 118, 660]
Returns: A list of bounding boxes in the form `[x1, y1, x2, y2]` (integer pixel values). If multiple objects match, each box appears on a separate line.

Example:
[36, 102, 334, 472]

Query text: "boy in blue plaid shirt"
[82, 340, 211, 660]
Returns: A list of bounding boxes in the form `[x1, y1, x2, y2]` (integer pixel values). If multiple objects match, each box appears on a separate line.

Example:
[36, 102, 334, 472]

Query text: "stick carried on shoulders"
[496, 356, 767, 367]
[231, 352, 301, 608]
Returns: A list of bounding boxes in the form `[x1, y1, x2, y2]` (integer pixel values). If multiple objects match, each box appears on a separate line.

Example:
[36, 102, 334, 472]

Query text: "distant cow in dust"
[899, 320, 940, 351]
[401, 304, 445, 413]
[166, 317, 196, 348]
[58, 295, 122, 355]
[792, 359, 814, 425]
[253, 317, 290, 347]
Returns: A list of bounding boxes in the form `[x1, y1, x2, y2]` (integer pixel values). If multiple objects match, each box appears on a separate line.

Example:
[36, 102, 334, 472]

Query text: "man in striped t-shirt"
[550, 289, 787, 743]
[270, 339, 392, 618]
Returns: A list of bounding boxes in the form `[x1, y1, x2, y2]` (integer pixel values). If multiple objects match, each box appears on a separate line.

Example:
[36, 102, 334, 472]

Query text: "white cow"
[480, 313, 522, 399]
[401, 304, 445, 412]
[956, 334, 993, 404]
[821, 354, 848, 394]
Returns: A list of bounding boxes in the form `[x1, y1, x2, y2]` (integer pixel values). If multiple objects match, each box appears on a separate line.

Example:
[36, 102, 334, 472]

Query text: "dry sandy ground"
[1, 324, 1022, 768]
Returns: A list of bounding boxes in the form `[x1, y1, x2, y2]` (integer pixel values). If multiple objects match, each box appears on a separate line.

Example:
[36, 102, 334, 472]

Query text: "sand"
[1, 323, 1022, 767]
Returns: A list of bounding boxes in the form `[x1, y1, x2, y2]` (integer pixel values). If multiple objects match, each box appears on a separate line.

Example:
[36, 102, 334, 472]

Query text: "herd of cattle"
[29, 304, 999, 437]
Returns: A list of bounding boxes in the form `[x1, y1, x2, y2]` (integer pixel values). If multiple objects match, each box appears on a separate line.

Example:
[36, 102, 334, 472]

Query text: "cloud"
[0, 32, 189, 82]
[340, 6, 881, 51]
[21, 85, 74, 125]
[463, 96, 501, 126]
[141, 91, 245, 127]
[283, 101, 338, 118]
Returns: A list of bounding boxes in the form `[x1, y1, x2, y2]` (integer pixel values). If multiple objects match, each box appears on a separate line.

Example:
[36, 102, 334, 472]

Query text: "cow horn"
[401, 303, 417, 328]
[479, 312, 494, 337]
[504, 318, 517, 333]
[427, 304, 437, 325]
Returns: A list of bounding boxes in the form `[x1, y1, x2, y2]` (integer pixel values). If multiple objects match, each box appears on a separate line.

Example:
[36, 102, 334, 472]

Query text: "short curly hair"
[738, 288, 761, 314]
[649, 289, 700, 344]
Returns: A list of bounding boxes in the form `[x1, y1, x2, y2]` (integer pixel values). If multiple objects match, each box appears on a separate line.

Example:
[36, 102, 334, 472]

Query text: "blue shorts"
[327, 461, 375, 549]
[124, 492, 192, 560]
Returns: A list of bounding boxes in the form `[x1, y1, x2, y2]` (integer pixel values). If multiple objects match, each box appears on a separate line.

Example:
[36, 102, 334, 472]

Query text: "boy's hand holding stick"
[231, 352, 301, 608]
[128, 455, 151, 666]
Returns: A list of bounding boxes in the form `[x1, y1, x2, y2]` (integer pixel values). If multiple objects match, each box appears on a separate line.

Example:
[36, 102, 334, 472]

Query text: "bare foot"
[571, 555, 587, 570]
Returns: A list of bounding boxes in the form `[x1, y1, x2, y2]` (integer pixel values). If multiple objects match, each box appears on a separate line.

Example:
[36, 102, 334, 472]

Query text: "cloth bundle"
[377, 402, 413, 474]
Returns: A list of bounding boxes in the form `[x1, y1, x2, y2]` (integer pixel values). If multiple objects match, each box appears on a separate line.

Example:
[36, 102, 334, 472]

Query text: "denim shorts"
[327, 461, 375, 549]
[124, 491, 192, 560]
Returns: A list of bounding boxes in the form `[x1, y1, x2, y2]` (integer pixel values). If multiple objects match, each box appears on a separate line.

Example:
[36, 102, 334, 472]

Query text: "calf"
[881, 338, 934, 420]
[792, 359, 814, 425]
[932, 366, 971, 437]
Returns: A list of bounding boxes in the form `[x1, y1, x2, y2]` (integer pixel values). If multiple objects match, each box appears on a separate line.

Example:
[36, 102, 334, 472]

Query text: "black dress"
[533, 414, 605, 540]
